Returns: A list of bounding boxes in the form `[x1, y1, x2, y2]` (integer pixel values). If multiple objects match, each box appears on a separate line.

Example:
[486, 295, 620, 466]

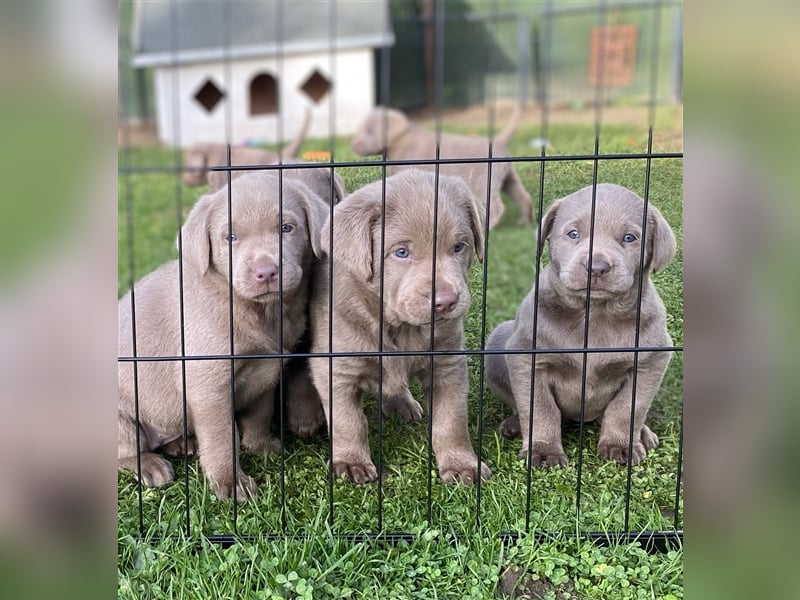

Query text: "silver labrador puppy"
[118, 173, 327, 500]
[486, 183, 677, 466]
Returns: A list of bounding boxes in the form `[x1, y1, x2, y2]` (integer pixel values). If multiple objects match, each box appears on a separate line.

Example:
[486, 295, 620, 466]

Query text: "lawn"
[118, 104, 683, 599]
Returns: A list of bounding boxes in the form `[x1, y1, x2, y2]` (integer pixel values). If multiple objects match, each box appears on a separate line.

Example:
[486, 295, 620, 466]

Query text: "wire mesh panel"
[118, 0, 682, 552]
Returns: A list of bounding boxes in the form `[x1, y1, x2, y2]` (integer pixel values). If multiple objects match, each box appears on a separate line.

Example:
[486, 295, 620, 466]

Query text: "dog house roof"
[131, 0, 395, 68]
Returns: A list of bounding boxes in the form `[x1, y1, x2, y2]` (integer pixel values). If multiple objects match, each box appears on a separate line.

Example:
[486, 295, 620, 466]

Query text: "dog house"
[131, 0, 394, 148]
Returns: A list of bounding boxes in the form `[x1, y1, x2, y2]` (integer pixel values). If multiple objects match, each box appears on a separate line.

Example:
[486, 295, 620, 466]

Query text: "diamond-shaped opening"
[300, 69, 332, 104]
[194, 79, 224, 113]
[250, 73, 278, 115]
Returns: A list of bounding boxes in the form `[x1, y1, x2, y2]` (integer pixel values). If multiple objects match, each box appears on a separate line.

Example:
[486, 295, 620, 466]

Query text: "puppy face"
[323, 169, 485, 326]
[350, 107, 409, 156]
[181, 173, 327, 303]
[541, 184, 676, 298]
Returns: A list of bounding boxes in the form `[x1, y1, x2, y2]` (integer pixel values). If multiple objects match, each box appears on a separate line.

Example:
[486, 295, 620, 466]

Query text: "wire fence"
[118, 0, 683, 552]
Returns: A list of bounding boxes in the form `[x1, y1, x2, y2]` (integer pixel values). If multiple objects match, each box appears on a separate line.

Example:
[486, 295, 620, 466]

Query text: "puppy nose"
[588, 259, 611, 276]
[434, 291, 459, 314]
[254, 261, 279, 283]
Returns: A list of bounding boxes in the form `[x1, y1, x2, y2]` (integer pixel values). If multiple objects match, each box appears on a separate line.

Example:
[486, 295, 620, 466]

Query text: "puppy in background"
[350, 105, 533, 229]
[308, 169, 492, 484]
[118, 173, 328, 500]
[486, 183, 677, 467]
[183, 106, 318, 188]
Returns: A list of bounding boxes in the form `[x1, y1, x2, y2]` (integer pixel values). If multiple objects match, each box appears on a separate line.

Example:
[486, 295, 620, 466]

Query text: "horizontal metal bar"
[117, 151, 683, 176]
[134, 529, 682, 554]
[118, 344, 683, 363]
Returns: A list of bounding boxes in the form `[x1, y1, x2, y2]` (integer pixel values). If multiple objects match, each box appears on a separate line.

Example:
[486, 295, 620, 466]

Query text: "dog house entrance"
[250, 73, 279, 115]
[300, 69, 332, 104]
[194, 79, 224, 113]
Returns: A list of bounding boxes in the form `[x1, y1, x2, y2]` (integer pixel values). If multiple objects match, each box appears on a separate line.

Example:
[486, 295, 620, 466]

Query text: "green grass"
[118, 107, 683, 598]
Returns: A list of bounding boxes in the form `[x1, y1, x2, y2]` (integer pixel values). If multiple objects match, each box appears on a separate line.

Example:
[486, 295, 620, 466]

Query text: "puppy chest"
[538, 353, 633, 421]
[233, 358, 283, 405]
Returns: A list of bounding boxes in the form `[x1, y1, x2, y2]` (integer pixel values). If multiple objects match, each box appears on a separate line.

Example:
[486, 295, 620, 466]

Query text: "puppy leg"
[597, 363, 665, 466]
[424, 355, 491, 483]
[485, 321, 518, 437]
[161, 435, 198, 457]
[506, 353, 567, 467]
[283, 360, 326, 438]
[502, 169, 533, 224]
[313, 358, 378, 484]
[117, 413, 175, 488]
[238, 393, 281, 457]
[187, 373, 258, 501]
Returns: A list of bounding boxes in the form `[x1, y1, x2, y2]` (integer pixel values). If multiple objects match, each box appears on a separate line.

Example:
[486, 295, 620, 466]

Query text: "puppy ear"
[179, 191, 218, 275]
[645, 203, 677, 273]
[537, 197, 562, 256]
[321, 187, 380, 281]
[461, 187, 486, 263]
[331, 171, 347, 205]
[289, 180, 330, 259]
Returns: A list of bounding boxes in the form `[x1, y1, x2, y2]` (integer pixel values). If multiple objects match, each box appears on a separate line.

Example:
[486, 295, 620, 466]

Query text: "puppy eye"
[393, 247, 410, 259]
[622, 232, 637, 243]
[225, 233, 238, 242]
[567, 229, 580, 240]
[454, 242, 467, 253]
[281, 224, 295, 234]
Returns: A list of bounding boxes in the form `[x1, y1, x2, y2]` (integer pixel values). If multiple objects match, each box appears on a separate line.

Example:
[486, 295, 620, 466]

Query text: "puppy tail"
[281, 106, 312, 160]
[492, 103, 522, 148]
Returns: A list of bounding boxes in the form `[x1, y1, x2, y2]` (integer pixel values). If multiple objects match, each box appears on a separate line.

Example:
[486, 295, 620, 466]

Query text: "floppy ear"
[645, 203, 677, 273]
[179, 192, 218, 275]
[331, 171, 347, 205]
[457, 185, 486, 263]
[289, 180, 330, 259]
[320, 186, 380, 281]
[536, 197, 562, 256]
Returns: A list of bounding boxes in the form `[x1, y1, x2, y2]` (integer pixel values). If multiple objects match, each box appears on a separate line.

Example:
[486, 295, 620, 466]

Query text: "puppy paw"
[287, 405, 326, 439]
[134, 453, 175, 488]
[597, 439, 647, 466]
[640, 425, 659, 450]
[382, 392, 423, 423]
[241, 432, 282, 457]
[210, 472, 258, 502]
[520, 442, 568, 468]
[332, 461, 378, 484]
[161, 436, 197, 457]
[438, 457, 492, 484]
[499, 415, 521, 438]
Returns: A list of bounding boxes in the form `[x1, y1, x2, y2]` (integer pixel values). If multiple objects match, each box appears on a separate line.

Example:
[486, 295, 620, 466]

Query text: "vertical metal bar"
[119, 17, 145, 536]
[523, 0, 553, 536]
[166, 0, 192, 537]
[275, 0, 287, 536]
[623, 127, 655, 533]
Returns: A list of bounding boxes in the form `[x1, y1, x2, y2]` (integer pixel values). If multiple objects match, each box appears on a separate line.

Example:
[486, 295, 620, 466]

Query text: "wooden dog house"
[131, 0, 394, 148]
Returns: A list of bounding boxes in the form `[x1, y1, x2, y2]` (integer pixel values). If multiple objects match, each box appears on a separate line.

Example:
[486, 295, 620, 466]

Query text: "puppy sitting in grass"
[118, 173, 328, 501]
[308, 169, 492, 484]
[486, 183, 677, 467]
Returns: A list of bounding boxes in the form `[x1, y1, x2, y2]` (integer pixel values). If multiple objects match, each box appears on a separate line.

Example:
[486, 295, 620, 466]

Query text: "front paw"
[136, 453, 175, 487]
[161, 436, 197, 457]
[242, 432, 282, 457]
[287, 402, 326, 439]
[209, 471, 259, 502]
[520, 442, 568, 468]
[438, 455, 492, 484]
[382, 391, 423, 423]
[499, 414, 520, 438]
[332, 460, 378, 484]
[597, 439, 648, 466]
